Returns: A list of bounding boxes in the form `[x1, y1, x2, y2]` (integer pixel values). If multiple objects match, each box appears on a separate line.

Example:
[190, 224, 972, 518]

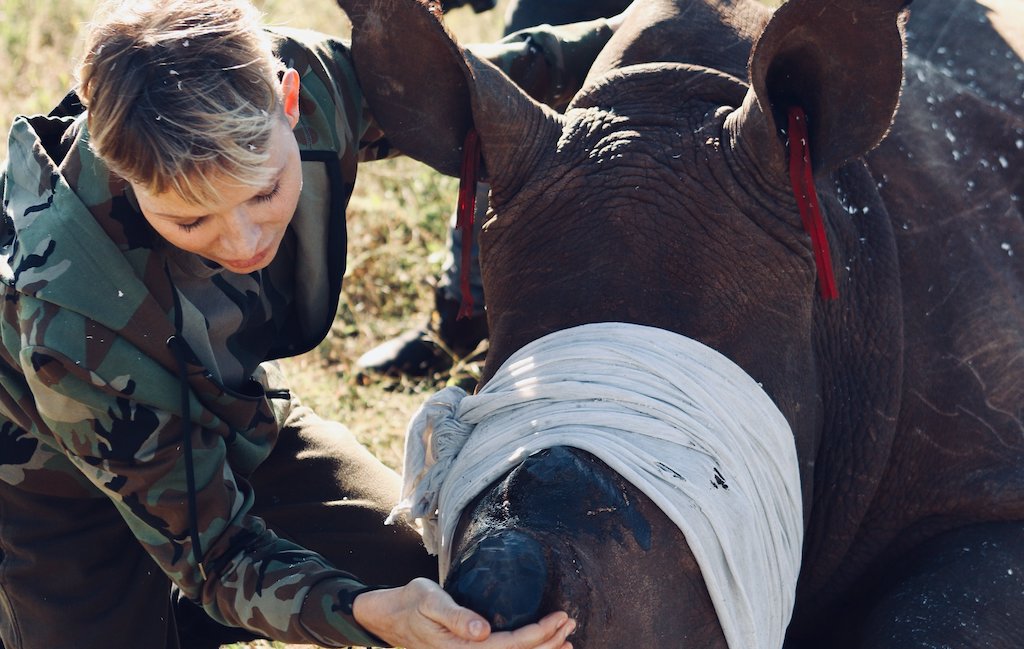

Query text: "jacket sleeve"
[466, 18, 614, 110]
[17, 337, 384, 647]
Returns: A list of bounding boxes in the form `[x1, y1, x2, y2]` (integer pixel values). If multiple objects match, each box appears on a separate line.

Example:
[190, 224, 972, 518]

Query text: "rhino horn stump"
[446, 530, 548, 631]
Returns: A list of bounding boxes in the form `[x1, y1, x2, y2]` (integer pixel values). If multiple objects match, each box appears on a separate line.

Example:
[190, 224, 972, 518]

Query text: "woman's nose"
[219, 210, 261, 257]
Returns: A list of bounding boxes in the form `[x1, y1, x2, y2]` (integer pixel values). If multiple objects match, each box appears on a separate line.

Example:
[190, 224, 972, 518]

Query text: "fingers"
[393, 578, 577, 649]
[530, 613, 576, 649]
[478, 611, 575, 649]
[414, 578, 492, 641]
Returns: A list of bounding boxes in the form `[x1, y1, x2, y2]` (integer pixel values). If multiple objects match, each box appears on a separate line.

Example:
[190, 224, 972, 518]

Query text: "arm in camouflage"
[0, 293, 382, 647]
[466, 18, 614, 109]
[0, 27, 411, 647]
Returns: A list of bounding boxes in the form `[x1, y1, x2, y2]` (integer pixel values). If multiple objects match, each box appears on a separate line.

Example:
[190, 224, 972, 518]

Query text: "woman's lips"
[222, 246, 270, 272]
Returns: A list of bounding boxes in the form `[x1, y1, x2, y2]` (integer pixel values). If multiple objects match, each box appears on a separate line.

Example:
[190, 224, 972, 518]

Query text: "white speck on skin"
[1001, 243, 1014, 256]
[999, 156, 1009, 168]
[117, 290, 124, 298]
[945, 129, 957, 143]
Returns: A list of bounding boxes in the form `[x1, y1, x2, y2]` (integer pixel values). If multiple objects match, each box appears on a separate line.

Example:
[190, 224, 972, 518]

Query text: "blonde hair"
[78, 0, 287, 204]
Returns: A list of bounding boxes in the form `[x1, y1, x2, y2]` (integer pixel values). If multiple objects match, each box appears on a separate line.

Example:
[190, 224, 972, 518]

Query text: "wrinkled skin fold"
[336, 0, 1024, 647]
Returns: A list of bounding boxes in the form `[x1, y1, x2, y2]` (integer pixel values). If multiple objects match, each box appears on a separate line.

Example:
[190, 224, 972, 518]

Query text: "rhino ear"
[337, 0, 471, 176]
[336, 0, 558, 183]
[746, 0, 909, 172]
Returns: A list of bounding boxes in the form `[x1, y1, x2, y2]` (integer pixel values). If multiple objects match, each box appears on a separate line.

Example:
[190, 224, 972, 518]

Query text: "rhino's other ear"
[747, 0, 909, 172]
[337, 0, 558, 184]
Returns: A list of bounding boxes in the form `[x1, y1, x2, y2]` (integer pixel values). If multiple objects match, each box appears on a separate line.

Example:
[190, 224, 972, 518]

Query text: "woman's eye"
[178, 219, 203, 233]
[255, 182, 281, 204]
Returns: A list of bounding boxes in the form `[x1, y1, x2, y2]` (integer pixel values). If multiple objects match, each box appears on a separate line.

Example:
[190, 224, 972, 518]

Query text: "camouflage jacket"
[0, 21, 611, 648]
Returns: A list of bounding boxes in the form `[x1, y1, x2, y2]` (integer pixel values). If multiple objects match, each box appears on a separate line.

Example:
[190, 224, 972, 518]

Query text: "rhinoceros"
[339, 0, 1024, 646]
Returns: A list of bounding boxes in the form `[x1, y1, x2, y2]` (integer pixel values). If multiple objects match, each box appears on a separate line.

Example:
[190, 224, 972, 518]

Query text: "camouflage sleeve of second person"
[466, 18, 614, 110]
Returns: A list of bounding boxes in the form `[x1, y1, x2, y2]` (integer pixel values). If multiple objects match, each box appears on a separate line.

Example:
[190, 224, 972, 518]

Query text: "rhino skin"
[337, 0, 1024, 646]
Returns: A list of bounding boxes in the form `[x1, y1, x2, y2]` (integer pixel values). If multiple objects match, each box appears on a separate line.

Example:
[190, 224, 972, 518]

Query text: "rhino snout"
[445, 530, 548, 631]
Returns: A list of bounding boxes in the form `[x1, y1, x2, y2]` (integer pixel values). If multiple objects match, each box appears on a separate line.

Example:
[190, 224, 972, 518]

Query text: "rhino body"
[340, 0, 1024, 646]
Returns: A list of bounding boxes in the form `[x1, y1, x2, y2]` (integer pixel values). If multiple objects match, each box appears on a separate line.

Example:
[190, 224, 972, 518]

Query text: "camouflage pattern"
[471, 18, 614, 109]
[0, 21, 611, 648]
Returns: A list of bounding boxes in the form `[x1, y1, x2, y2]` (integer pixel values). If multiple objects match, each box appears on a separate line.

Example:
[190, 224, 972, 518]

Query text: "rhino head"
[337, 0, 915, 644]
[338, 0, 908, 474]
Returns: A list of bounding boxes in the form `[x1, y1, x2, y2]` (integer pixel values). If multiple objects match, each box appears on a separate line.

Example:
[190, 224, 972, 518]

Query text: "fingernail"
[469, 620, 485, 636]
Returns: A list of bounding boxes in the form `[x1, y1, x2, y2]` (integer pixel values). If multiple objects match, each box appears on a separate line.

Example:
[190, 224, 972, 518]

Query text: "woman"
[0, 0, 620, 646]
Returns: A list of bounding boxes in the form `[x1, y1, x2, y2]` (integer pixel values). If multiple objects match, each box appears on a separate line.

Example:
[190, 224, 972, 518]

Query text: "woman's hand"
[353, 577, 576, 649]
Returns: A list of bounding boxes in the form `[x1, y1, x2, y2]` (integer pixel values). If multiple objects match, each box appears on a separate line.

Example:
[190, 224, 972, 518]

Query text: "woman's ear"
[281, 68, 301, 128]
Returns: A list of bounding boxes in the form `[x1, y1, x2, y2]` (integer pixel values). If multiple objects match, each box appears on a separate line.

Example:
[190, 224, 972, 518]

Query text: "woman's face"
[132, 114, 303, 274]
